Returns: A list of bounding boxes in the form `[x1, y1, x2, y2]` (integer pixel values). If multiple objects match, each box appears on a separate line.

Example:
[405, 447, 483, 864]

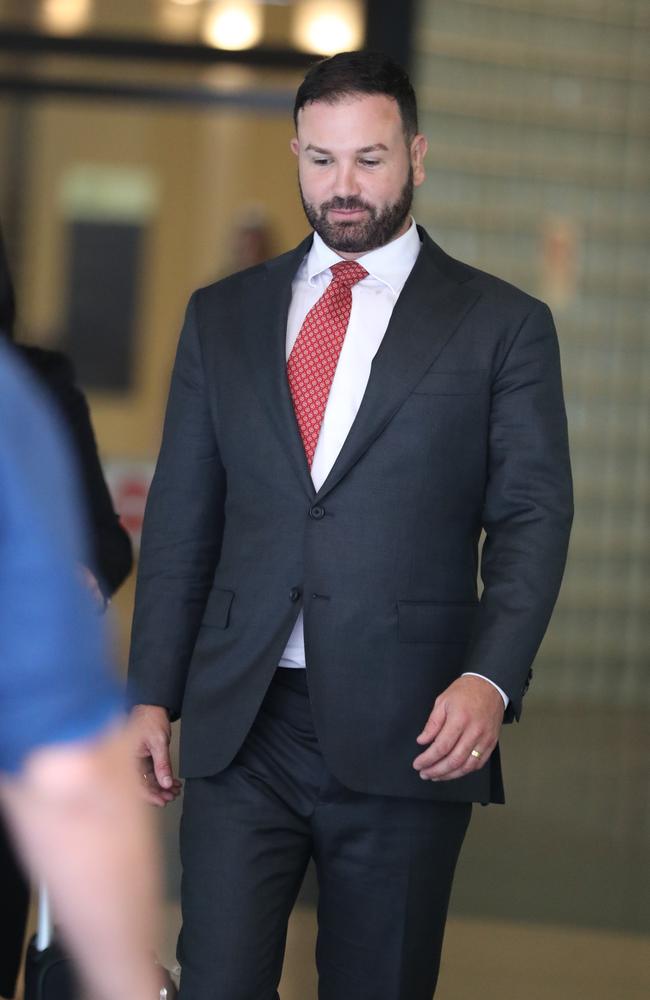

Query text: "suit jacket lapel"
[240, 235, 315, 500]
[239, 229, 481, 503]
[315, 232, 482, 502]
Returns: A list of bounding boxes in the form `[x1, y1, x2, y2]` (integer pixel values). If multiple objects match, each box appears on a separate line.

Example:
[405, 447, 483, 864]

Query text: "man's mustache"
[321, 197, 374, 214]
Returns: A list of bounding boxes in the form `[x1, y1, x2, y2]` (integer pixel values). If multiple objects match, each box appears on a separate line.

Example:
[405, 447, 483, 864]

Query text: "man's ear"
[410, 133, 428, 188]
[290, 137, 300, 157]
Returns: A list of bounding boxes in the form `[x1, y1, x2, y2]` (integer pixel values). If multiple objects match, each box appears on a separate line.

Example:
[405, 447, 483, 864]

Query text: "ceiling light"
[39, 0, 93, 35]
[202, 1, 264, 51]
[292, 0, 364, 55]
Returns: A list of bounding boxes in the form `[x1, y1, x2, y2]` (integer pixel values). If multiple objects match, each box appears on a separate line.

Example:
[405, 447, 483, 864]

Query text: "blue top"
[0, 340, 122, 774]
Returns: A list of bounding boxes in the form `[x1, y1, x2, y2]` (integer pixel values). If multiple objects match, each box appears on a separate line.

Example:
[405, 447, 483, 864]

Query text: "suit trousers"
[177, 668, 472, 1000]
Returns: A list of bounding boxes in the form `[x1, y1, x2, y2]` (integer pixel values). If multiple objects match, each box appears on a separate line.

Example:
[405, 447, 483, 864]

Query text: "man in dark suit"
[129, 51, 573, 999]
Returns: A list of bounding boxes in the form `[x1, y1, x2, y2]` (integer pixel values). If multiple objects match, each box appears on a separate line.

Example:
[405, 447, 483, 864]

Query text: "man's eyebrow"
[304, 143, 389, 154]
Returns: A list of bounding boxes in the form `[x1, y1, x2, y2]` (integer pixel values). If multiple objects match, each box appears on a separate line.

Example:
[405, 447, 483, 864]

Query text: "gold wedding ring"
[470, 748, 482, 759]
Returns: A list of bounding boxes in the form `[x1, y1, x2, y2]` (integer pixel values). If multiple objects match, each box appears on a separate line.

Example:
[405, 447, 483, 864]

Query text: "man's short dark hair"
[293, 50, 419, 142]
[0, 223, 16, 340]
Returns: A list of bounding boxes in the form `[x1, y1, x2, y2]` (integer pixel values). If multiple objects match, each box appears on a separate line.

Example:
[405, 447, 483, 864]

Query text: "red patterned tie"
[287, 260, 367, 467]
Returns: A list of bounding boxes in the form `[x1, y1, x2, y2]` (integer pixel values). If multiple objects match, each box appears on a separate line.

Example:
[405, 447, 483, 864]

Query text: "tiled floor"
[155, 902, 650, 1000]
[14, 900, 649, 1000]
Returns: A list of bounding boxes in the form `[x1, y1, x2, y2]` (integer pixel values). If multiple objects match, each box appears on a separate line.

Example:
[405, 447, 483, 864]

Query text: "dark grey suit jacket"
[129, 227, 573, 804]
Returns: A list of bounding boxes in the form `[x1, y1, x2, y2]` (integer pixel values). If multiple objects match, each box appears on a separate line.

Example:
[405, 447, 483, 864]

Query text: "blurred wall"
[0, 75, 308, 658]
[1, 1, 647, 698]
[13, 99, 306, 455]
[412, 0, 649, 707]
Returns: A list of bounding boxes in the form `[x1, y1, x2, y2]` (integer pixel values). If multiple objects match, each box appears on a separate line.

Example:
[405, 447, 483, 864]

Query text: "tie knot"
[330, 261, 368, 288]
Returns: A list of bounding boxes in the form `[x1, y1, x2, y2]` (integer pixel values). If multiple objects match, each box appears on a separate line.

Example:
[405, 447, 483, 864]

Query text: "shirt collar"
[306, 218, 421, 296]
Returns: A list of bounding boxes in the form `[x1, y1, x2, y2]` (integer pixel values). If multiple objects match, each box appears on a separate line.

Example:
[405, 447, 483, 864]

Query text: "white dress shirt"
[278, 220, 508, 709]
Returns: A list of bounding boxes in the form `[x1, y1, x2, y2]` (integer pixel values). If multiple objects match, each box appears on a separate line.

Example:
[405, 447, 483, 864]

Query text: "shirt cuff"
[462, 672, 509, 709]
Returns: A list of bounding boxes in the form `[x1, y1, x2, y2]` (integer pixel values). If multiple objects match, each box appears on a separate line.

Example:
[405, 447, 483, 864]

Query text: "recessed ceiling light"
[202, 2, 264, 51]
[39, 0, 93, 35]
[292, 0, 363, 56]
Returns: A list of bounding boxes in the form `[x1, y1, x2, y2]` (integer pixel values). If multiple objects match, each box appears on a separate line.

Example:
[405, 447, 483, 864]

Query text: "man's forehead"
[296, 93, 403, 139]
[298, 93, 400, 120]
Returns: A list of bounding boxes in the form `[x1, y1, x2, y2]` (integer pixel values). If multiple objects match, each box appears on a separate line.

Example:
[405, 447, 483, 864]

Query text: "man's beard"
[299, 169, 414, 254]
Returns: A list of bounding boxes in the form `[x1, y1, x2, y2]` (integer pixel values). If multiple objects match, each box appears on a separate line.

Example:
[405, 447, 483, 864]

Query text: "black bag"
[23, 888, 80, 1000]
[23, 937, 80, 1000]
[23, 885, 178, 999]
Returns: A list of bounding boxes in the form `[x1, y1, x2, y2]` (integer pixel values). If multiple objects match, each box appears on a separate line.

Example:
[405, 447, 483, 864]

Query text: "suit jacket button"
[309, 505, 325, 520]
[289, 587, 301, 603]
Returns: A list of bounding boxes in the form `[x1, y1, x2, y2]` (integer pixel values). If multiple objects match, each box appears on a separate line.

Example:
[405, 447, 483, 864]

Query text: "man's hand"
[413, 676, 505, 781]
[129, 705, 182, 807]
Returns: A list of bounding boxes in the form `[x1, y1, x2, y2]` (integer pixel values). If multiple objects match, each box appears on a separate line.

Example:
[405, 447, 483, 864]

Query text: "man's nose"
[333, 163, 361, 198]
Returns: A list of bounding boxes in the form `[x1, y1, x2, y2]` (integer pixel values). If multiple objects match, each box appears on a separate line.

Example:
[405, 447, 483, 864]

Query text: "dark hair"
[293, 50, 418, 142]
[0, 222, 16, 340]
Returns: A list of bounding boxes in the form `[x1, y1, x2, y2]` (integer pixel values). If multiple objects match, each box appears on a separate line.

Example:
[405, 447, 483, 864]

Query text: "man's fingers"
[413, 718, 464, 771]
[149, 742, 174, 789]
[140, 786, 169, 808]
[139, 760, 181, 806]
[414, 676, 505, 778]
[138, 762, 165, 806]
[416, 699, 446, 745]
[420, 738, 495, 781]
[135, 737, 170, 782]
[136, 721, 174, 789]
[130, 706, 179, 805]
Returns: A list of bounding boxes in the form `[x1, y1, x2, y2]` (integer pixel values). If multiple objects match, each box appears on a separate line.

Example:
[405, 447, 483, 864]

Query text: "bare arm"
[0, 725, 163, 1000]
